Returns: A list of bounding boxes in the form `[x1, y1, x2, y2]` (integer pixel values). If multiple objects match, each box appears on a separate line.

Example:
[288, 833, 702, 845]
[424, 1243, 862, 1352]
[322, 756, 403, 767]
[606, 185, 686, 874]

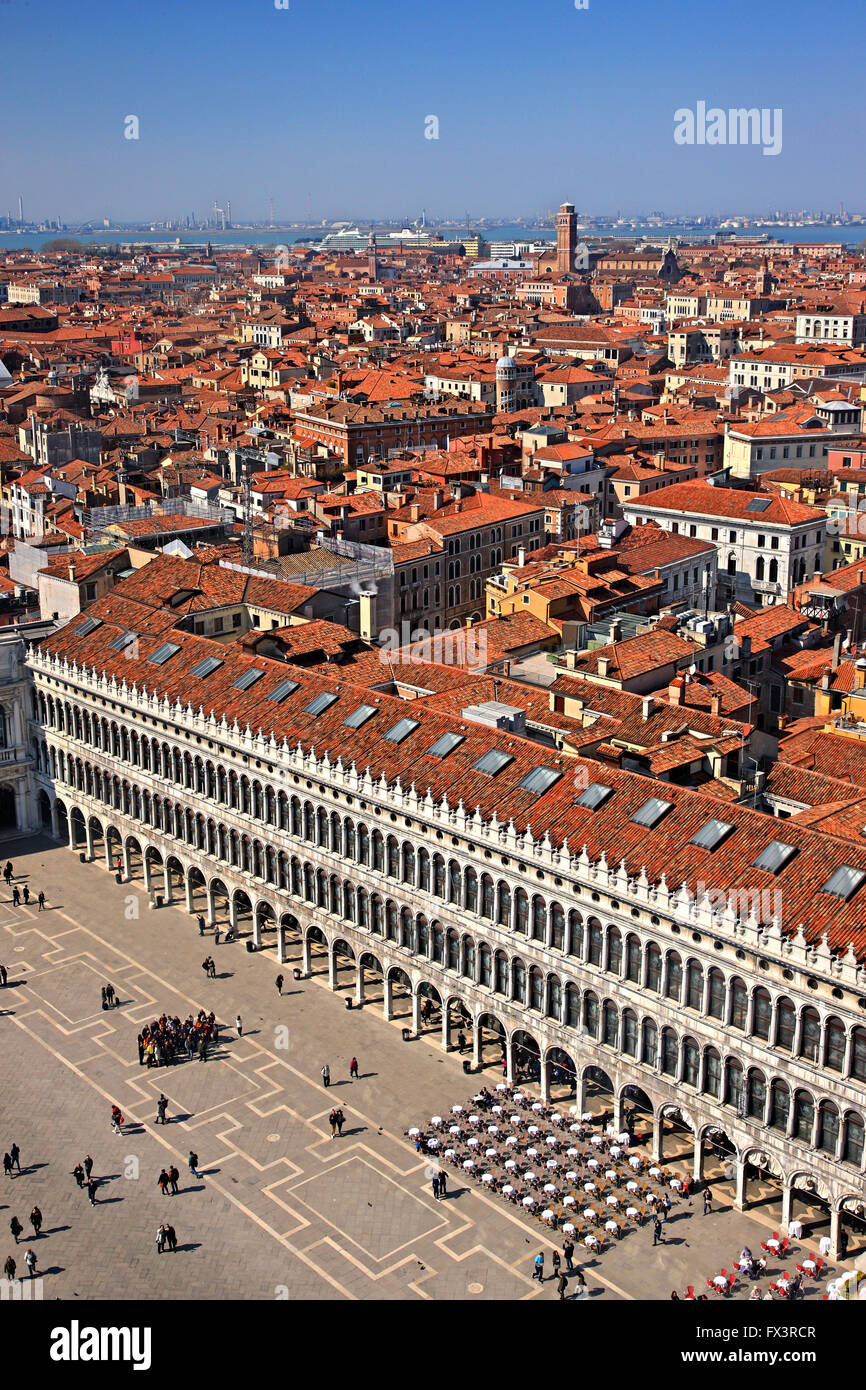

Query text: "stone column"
[652, 1111, 664, 1164]
[121, 841, 131, 881]
[206, 883, 216, 929]
[104, 837, 113, 869]
[540, 1056, 550, 1103]
[733, 1158, 747, 1211]
[829, 1206, 841, 1261]
[184, 875, 194, 914]
[328, 945, 337, 990]
[163, 862, 173, 903]
[355, 961, 366, 1006]
[383, 973, 393, 1022]
[471, 1017, 482, 1068]
[505, 1036, 514, 1085]
[253, 910, 262, 949]
[301, 933, 311, 976]
[441, 1003, 451, 1052]
[277, 925, 286, 965]
[613, 1091, 624, 1134]
[84, 818, 94, 861]
[412, 991, 422, 1037]
[693, 1130, 704, 1183]
[781, 1183, 793, 1230]
[843, 1029, 855, 1080]
[142, 854, 152, 893]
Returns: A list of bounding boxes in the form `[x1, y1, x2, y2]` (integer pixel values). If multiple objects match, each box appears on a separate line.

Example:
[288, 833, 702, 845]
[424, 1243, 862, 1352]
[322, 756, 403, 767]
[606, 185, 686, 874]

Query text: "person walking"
[29, 1206, 42, 1237]
[37, 891, 45, 912]
[188, 1151, 200, 1180]
[86, 1178, 98, 1206]
[653, 1215, 664, 1246]
[11, 886, 20, 907]
[563, 1239, 575, 1272]
[349, 1056, 359, 1079]
[335, 1109, 344, 1137]
[83, 1155, 93, 1181]
[682, 1174, 691, 1204]
[24, 1248, 37, 1279]
[22, 885, 29, 905]
[156, 1094, 168, 1125]
[532, 1252, 545, 1282]
[328, 1110, 338, 1140]
[165, 1224, 177, 1253]
[703, 1187, 713, 1216]
[7, 1142, 20, 1171]
[10, 1216, 22, 1245]
[551, 1250, 561, 1279]
[111, 1106, 124, 1135]
[457, 1029, 466, 1054]
[196, 914, 205, 936]
[275, 974, 284, 996]
[106, 983, 116, 1007]
[438, 1169, 447, 1200]
[3, 1255, 15, 1281]
[73, 1162, 85, 1188]
[198, 1037, 207, 1062]
[2, 1153, 12, 1179]
[235, 1014, 242, 1038]
[431, 1173, 440, 1201]
[157, 1169, 169, 1198]
[3, 861, 12, 886]
[168, 1166, 179, 1196]
[101, 986, 108, 1011]
[321, 1064, 331, 1088]
[208, 958, 216, 980]
[155, 1224, 166, 1255]
[557, 1270, 568, 1300]
[0, 964, 7, 986]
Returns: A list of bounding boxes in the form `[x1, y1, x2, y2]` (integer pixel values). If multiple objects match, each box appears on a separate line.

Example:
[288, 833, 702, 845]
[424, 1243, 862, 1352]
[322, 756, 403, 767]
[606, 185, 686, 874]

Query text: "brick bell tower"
[556, 201, 577, 274]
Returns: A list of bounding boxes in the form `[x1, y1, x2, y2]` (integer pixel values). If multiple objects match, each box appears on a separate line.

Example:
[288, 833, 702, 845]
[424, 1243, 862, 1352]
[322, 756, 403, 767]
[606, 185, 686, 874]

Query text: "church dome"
[496, 355, 516, 374]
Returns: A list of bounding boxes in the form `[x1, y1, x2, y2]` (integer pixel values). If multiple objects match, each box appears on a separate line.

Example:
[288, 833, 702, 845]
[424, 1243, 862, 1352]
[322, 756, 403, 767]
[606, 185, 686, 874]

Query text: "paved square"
[293, 1158, 447, 1261]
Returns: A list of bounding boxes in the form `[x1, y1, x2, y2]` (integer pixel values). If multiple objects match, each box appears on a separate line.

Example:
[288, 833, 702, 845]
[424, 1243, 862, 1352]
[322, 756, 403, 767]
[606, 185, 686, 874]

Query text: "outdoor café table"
[551, 1113, 563, 1123]
[528, 1126, 540, 1136]
[802, 1259, 816, 1274]
[591, 1135, 603, 1147]
[788, 1220, 803, 1239]
[544, 1183, 558, 1195]
[469, 1114, 480, 1125]
[606, 1195, 619, 1207]
[617, 1132, 630, 1145]
[487, 1125, 499, 1135]
[626, 1180, 639, 1193]
[605, 1220, 618, 1235]
[649, 1167, 662, 1178]
[431, 1116, 442, 1126]
[467, 1137, 480, 1148]
[605, 1170, 617, 1180]
[581, 1112, 593, 1122]
[766, 1238, 780, 1252]
[510, 1115, 523, 1125]
[606, 1126, 616, 1138]
[584, 1208, 597, 1220]
[505, 1136, 518, 1146]
[585, 1234, 598, 1248]
[567, 1147, 579, 1157]
[562, 1221, 576, 1235]
[713, 1275, 726, 1290]
[502, 1184, 515, 1196]
[491, 1106, 503, 1115]
[532, 1103, 544, 1112]
[481, 1173, 494, 1184]
[646, 1191, 658, 1202]
[505, 1159, 517, 1169]
[569, 1124, 582, 1134]
[563, 1195, 576, 1206]
[626, 1207, 639, 1220]
[584, 1182, 596, 1192]
[444, 1149, 456, 1158]
[670, 1179, 682, 1190]
[463, 1160, 476, 1170]
[547, 1159, 559, 1169]
[610, 1146, 622, 1159]
[485, 1148, 498, 1158]
[449, 1126, 461, 1136]
[409, 1128, 420, 1136]
[542, 1209, 555, 1222]
[587, 1158, 600, 1169]
[526, 1148, 539, 1158]
[428, 1138, 440, 1148]
[525, 1171, 538, 1183]
[452, 1105, 463, 1114]
[496, 1084, 508, 1092]
[522, 1196, 536, 1208]
[629, 1156, 641, 1169]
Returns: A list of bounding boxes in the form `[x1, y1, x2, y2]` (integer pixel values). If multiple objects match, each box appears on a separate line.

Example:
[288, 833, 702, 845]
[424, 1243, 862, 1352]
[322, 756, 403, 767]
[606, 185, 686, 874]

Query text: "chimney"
[668, 678, 683, 706]
[710, 692, 722, 716]
[832, 629, 842, 670]
[609, 619, 622, 643]
[518, 546, 526, 567]
[68, 562, 76, 582]
[598, 655, 611, 677]
[642, 695, 654, 720]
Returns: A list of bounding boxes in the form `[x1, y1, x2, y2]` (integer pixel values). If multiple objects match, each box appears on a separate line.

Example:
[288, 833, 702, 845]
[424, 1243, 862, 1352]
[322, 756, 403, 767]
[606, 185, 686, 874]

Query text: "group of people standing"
[137, 1010, 217, 1067]
[4, 861, 45, 911]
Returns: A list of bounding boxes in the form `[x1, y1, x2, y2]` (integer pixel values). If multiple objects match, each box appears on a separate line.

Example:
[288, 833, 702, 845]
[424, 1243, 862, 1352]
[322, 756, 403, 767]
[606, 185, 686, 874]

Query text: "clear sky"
[2, 0, 863, 224]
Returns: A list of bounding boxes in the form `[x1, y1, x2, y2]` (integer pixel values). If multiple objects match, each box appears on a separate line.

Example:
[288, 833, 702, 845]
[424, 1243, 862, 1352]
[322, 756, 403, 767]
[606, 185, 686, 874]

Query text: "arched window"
[433, 855, 446, 898]
[686, 961, 703, 1009]
[729, 977, 748, 1030]
[464, 868, 477, 912]
[746, 1068, 766, 1120]
[768, 556, 778, 583]
[825, 1017, 846, 1072]
[512, 959, 527, 1004]
[752, 987, 772, 1040]
[387, 837, 399, 878]
[529, 967, 544, 1012]
[625, 934, 641, 982]
[418, 848, 430, 891]
[683, 1037, 700, 1088]
[852, 1027, 866, 1081]
[532, 896, 547, 942]
[642, 1018, 658, 1068]
[817, 1103, 839, 1155]
[446, 930, 459, 971]
[448, 861, 461, 905]
[479, 943, 492, 988]
[494, 951, 508, 995]
[565, 983, 580, 1028]
[583, 991, 599, 1038]
[480, 874, 494, 918]
[622, 1009, 638, 1056]
[707, 968, 725, 1018]
[661, 1028, 678, 1075]
[371, 896, 384, 935]
[792, 1090, 814, 1143]
[665, 952, 682, 1002]
[515, 889, 528, 934]
[416, 917, 428, 956]
[402, 842, 415, 883]
[567, 912, 582, 957]
[588, 920, 603, 966]
[462, 937, 476, 980]
[799, 1008, 821, 1063]
[645, 943, 661, 992]
[431, 925, 443, 962]
[385, 901, 398, 941]
[769, 1080, 790, 1132]
[372, 831, 385, 872]
[550, 902, 565, 950]
[725, 1058, 743, 1111]
[345, 819, 356, 858]
[776, 997, 796, 1050]
[607, 927, 622, 975]
[755, 555, 765, 581]
[843, 1113, 864, 1166]
[704, 1048, 721, 1098]
[358, 824, 370, 866]
[497, 882, 511, 927]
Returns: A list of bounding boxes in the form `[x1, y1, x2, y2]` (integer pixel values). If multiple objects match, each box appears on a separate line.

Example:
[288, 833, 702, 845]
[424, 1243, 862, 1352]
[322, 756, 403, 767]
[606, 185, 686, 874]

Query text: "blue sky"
[2, 0, 864, 223]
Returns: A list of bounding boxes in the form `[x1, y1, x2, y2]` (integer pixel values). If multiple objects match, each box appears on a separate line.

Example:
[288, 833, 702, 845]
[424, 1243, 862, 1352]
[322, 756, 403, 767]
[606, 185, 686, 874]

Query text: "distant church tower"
[368, 232, 378, 281]
[556, 201, 577, 274]
[755, 255, 772, 296]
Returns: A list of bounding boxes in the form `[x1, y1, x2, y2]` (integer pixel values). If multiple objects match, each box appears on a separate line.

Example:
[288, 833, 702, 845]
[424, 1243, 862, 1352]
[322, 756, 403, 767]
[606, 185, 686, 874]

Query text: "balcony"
[0, 746, 26, 766]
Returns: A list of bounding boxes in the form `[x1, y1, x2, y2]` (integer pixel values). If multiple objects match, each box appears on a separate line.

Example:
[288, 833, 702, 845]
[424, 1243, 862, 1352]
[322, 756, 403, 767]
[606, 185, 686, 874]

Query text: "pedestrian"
[157, 1169, 169, 1197]
[438, 1169, 447, 1199]
[12, 886, 20, 906]
[73, 1163, 84, 1188]
[349, 1056, 359, 1079]
[275, 974, 284, 995]
[197, 914, 205, 936]
[168, 1166, 179, 1195]
[572, 1267, 586, 1293]
[24, 1248, 37, 1279]
[653, 1215, 663, 1246]
[3, 1255, 15, 1281]
[29, 1206, 42, 1236]
[2, 1152, 12, 1179]
[86, 1178, 98, 1206]
[0, 964, 6, 986]
[682, 1174, 691, 1203]
[156, 1224, 166, 1255]
[3, 861, 12, 885]
[457, 1029, 466, 1054]
[532, 1252, 544, 1281]
[22, 885, 29, 905]
[10, 1216, 22, 1244]
[557, 1270, 568, 1300]
[208, 958, 216, 979]
[165, 1223, 177, 1253]
[329, 1109, 337, 1139]
[322, 1064, 330, 1088]
[188, 1151, 199, 1179]
[37, 891, 45, 912]
[198, 1038, 207, 1062]
[107, 983, 116, 1007]
[335, 1109, 344, 1136]
[235, 1014, 242, 1037]
[431, 1173, 440, 1201]
[101, 985, 108, 1011]
[84, 1155, 93, 1180]
[111, 1106, 124, 1135]
[156, 1094, 168, 1125]
[5, 1141, 17, 1170]
[563, 1239, 575, 1272]
[703, 1187, 713, 1215]
[552, 1250, 561, 1278]
[201, 958, 209, 978]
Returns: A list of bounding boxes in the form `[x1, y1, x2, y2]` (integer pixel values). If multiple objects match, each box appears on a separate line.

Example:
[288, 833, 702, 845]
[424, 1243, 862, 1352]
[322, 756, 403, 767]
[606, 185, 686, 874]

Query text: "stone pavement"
[0, 834, 842, 1302]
